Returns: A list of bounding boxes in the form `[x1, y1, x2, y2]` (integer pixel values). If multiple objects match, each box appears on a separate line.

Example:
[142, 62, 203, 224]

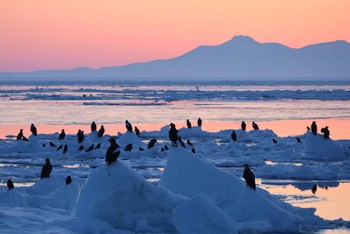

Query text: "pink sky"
[1, 0, 349, 72]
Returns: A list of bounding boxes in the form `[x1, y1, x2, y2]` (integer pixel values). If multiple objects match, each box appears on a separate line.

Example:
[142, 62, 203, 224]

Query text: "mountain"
[1, 35, 350, 80]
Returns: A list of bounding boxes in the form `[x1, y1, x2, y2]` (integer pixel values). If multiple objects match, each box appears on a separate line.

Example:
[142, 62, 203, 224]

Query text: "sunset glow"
[1, 0, 350, 72]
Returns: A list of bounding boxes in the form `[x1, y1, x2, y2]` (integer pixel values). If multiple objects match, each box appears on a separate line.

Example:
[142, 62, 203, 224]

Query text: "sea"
[0, 79, 349, 137]
[0, 79, 350, 232]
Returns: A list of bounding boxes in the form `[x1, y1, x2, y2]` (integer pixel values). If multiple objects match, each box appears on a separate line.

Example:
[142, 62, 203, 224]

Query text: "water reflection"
[260, 180, 350, 221]
[262, 179, 340, 191]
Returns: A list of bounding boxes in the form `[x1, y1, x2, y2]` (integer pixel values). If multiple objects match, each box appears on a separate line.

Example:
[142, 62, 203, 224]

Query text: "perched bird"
[7, 179, 14, 190]
[30, 123, 37, 136]
[42, 144, 46, 147]
[16, 129, 23, 141]
[95, 143, 101, 149]
[77, 145, 84, 151]
[197, 118, 202, 127]
[169, 123, 179, 146]
[272, 138, 277, 144]
[147, 139, 157, 149]
[66, 176, 72, 185]
[191, 148, 196, 154]
[41, 158, 52, 179]
[164, 145, 169, 151]
[178, 136, 186, 148]
[98, 125, 105, 138]
[56, 145, 63, 151]
[231, 131, 237, 142]
[187, 139, 194, 147]
[135, 126, 140, 136]
[91, 121, 97, 132]
[49, 141, 57, 148]
[22, 136, 29, 142]
[85, 144, 94, 152]
[139, 147, 145, 151]
[296, 137, 302, 143]
[311, 121, 317, 135]
[186, 119, 192, 129]
[243, 164, 256, 190]
[124, 143, 133, 152]
[77, 130, 85, 143]
[241, 121, 246, 131]
[105, 138, 120, 165]
[161, 147, 165, 152]
[307, 126, 311, 131]
[59, 129, 65, 141]
[63, 144, 68, 154]
[311, 184, 318, 194]
[125, 120, 133, 132]
[322, 126, 330, 139]
[252, 122, 259, 130]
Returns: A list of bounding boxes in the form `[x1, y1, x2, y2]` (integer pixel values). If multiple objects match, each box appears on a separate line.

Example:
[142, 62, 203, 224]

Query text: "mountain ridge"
[1, 35, 350, 80]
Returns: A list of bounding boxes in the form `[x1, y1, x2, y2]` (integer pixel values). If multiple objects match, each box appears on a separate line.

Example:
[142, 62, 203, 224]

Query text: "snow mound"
[304, 132, 345, 160]
[28, 135, 40, 151]
[74, 161, 237, 233]
[159, 148, 317, 232]
[0, 189, 29, 207]
[172, 194, 237, 234]
[117, 131, 145, 147]
[26, 175, 67, 196]
[49, 182, 80, 209]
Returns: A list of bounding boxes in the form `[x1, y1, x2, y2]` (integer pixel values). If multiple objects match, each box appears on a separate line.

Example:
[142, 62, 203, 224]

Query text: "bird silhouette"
[66, 176, 72, 185]
[169, 123, 180, 146]
[95, 143, 101, 149]
[49, 141, 56, 148]
[98, 125, 105, 138]
[30, 123, 37, 136]
[197, 118, 202, 127]
[147, 139, 157, 149]
[135, 126, 140, 136]
[7, 179, 14, 190]
[85, 144, 94, 152]
[272, 138, 277, 144]
[243, 164, 256, 190]
[105, 138, 120, 165]
[296, 137, 302, 143]
[231, 131, 237, 142]
[252, 122, 259, 130]
[178, 137, 186, 148]
[124, 143, 132, 152]
[56, 145, 63, 151]
[125, 120, 133, 132]
[241, 121, 246, 131]
[16, 129, 23, 141]
[186, 119, 192, 129]
[187, 139, 194, 147]
[322, 126, 330, 139]
[59, 129, 65, 141]
[91, 121, 97, 132]
[77, 145, 84, 151]
[63, 144, 68, 154]
[311, 121, 317, 135]
[41, 158, 52, 179]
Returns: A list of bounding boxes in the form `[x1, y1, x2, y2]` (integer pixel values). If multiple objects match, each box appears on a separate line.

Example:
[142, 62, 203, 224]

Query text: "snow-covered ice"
[0, 123, 349, 233]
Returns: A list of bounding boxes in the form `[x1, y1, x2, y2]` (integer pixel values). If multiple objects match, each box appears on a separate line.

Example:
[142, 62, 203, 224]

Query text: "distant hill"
[1, 35, 350, 80]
